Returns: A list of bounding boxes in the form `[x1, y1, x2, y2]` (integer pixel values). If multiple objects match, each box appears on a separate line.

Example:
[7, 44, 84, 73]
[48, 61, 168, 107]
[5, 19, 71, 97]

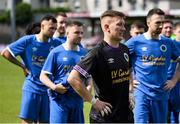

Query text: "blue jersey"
[8, 35, 62, 94]
[125, 34, 180, 100]
[167, 40, 180, 79]
[54, 36, 67, 44]
[42, 44, 87, 97]
[167, 40, 180, 111]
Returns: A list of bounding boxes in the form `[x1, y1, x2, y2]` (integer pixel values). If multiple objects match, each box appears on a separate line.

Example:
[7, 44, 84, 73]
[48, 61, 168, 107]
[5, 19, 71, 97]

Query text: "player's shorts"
[169, 82, 180, 111]
[134, 89, 168, 123]
[49, 92, 84, 123]
[19, 90, 49, 122]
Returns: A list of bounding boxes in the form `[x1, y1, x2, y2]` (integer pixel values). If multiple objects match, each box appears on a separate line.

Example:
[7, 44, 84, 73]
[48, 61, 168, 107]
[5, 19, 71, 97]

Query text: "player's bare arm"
[85, 76, 93, 93]
[164, 62, 180, 90]
[40, 72, 67, 94]
[129, 73, 133, 91]
[1, 48, 30, 76]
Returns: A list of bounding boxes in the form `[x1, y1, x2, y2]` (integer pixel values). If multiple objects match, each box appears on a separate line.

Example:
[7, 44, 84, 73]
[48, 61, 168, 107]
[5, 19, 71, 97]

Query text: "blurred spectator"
[25, 22, 41, 35]
[129, 21, 146, 37]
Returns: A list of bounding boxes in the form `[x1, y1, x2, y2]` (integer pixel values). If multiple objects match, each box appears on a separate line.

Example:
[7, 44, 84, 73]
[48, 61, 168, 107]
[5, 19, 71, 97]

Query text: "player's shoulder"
[120, 42, 129, 51]
[88, 41, 106, 53]
[160, 35, 173, 42]
[50, 44, 64, 54]
[79, 46, 87, 53]
[174, 40, 180, 46]
[126, 34, 144, 44]
[82, 41, 104, 58]
[15, 34, 36, 44]
[50, 37, 63, 45]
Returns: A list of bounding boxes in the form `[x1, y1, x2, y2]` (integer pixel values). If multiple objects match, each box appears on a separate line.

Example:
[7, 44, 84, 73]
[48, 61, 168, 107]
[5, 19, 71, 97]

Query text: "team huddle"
[1, 8, 180, 123]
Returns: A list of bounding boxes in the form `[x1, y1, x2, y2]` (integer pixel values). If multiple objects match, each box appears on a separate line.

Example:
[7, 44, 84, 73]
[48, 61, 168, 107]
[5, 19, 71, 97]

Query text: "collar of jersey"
[144, 33, 161, 40]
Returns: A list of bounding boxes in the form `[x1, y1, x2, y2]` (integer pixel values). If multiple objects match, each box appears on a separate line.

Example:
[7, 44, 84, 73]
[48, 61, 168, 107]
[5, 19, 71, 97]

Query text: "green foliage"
[0, 3, 71, 24]
[15, 3, 33, 25]
[0, 11, 10, 23]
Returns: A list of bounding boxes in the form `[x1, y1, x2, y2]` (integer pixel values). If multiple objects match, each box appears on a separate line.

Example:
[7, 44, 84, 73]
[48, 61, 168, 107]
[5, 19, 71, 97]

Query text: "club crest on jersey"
[160, 44, 167, 52]
[124, 53, 129, 62]
[107, 58, 114, 63]
[32, 47, 37, 52]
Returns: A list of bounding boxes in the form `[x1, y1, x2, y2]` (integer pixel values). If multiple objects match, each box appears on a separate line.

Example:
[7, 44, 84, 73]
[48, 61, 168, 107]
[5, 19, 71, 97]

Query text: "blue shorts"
[169, 82, 180, 111]
[134, 89, 168, 123]
[49, 93, 84, 123]
[19, 90, 50, 122]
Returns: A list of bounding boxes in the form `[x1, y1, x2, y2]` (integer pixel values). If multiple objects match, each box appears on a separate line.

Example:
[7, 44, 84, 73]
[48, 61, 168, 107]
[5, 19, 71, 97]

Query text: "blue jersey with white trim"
[42, 44, 87, 97]
[167, 40, 180, 79]
[167, 40, 180, 111]
[8, 35, 62, 94]
[125, 34, 180, 100]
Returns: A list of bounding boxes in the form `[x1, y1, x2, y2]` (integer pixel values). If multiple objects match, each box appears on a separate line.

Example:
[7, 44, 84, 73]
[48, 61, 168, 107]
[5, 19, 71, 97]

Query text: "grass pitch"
[0, 56, 91, 123]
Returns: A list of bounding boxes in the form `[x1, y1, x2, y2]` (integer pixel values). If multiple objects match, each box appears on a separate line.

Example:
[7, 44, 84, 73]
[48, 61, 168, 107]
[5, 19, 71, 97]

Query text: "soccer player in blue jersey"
[167, 22, 180, 123]
[1, 15, 62, 123]
[40, 21, 92, 123]
[161, 19, 180, 123]
[67, 10, 132, 123]
[161, 19, 173, 39]
[129, 21, 146, 37]
[53, 12, 67, 43]
[125, 8, 180, 123]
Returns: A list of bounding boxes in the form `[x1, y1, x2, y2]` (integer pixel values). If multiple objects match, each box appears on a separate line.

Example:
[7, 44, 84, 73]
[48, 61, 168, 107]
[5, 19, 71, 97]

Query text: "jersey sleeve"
[41, 50, 56, 75]
[74, 48, 98, 78]
[171, 40, 180, 60]
[7, 36, 29, 57]
[125, 37, 135, 55]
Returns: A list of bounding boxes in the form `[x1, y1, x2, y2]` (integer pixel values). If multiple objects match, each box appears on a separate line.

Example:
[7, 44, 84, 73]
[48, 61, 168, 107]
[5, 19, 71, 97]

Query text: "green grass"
[0, 56, 91, 123]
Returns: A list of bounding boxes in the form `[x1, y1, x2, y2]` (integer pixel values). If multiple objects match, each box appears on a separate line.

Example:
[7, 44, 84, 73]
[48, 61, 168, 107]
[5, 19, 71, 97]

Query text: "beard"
[73, 42, 80, 46]
[154, 28, 162, 35]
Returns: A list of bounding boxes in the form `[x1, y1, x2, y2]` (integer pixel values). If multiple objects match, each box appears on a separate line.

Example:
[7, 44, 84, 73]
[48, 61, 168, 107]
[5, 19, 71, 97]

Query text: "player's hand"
[54, 83, 68, 94]
[93, 99, 112, 117]
[133, 80, 140, 88]
[164, 80, 177, 91]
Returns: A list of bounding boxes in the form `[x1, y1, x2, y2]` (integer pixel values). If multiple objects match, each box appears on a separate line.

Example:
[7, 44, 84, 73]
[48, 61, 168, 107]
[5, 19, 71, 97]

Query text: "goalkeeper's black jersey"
[74, 41, 131, 120]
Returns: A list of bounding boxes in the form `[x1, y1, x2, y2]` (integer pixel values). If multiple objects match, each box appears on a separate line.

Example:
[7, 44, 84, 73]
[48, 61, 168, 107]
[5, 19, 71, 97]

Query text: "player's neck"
[54, 31, 65, 38]
[63, 42, 79, 51]
[146, 31, 160, 40]
[36, 33, 49, 42]
[104, 36, 119, 48]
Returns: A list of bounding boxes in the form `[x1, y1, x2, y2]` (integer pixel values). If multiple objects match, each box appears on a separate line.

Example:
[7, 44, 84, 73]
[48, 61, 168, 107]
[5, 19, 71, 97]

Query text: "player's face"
[108, 16, 125, 41]
[161, 22, 173, 38]
[130, 27, 145, 37]
[42, 20, 57, 38]
[174, 26, 180, 41]
[56, 16, 67, 35]
[147, 14, 164, 35]
[67, 25, 84, 45]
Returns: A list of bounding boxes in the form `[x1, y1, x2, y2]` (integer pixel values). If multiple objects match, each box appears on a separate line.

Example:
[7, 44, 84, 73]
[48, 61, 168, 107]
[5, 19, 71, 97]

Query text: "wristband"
[91, 96, 97, 105]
